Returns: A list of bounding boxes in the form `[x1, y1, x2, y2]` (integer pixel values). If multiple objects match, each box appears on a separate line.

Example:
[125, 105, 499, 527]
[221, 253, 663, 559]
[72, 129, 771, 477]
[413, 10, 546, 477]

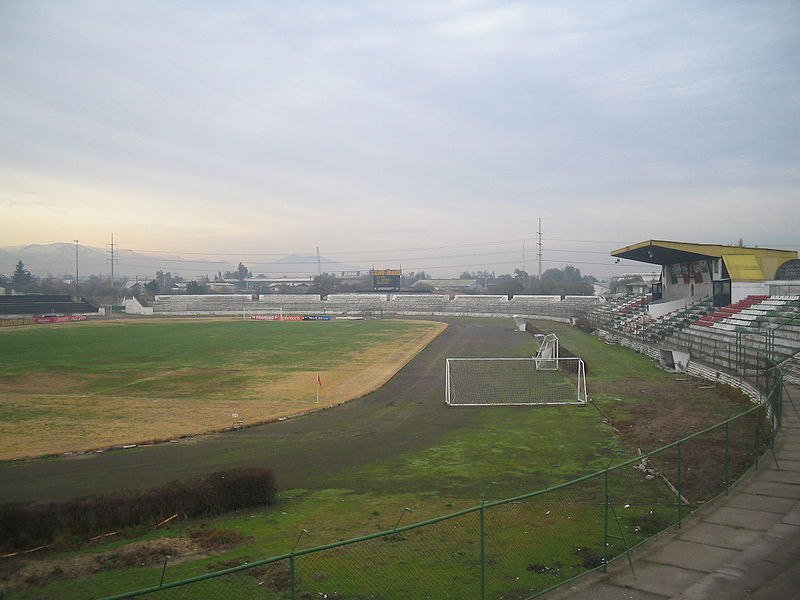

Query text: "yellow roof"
[612, 240, 797, 282]
[722, 254, 764, 282]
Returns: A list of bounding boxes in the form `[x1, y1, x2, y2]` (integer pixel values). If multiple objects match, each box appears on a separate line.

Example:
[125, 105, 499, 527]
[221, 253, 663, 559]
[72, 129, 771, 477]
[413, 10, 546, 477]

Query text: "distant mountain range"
[0, 243, 366, 281]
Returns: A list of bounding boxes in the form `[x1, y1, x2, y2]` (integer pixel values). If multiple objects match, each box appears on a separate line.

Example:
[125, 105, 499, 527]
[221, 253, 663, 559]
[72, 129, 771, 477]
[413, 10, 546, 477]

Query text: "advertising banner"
[34, 315, 87, 324]
[250, 315, 331, 322]
[0, 318, 35, 327]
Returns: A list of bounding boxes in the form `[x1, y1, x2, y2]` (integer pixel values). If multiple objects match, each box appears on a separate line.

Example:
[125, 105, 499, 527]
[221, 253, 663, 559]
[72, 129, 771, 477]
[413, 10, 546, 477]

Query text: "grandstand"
[594, 240, 800, 384]
[385, 294, 449, 313]
[152, 294, 253, 315]
[0, 294, 98, 318]
[253, 294, 325, 313]
[136, 292, 599, 319]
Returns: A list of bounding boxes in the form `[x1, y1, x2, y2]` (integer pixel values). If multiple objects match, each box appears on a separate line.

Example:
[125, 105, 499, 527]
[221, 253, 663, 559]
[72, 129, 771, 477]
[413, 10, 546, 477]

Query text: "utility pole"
[107, 232, 116, 284]
[73, 239, 80, 297]
[522, 239, 529, 288]
[537, 218, 543, 281]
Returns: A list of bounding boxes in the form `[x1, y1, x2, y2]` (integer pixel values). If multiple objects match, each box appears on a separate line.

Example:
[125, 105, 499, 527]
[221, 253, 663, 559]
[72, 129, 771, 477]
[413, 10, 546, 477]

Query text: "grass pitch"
[0, 318, 446, 459]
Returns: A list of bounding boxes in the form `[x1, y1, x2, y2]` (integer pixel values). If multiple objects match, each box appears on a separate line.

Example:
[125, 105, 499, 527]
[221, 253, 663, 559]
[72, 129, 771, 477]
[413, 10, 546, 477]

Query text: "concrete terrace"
[547, 385, 800, 600]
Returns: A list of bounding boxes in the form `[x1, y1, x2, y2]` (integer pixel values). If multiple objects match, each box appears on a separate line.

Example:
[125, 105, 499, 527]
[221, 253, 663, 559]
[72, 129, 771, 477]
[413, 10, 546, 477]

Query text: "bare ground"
[0, 529, 245, 590]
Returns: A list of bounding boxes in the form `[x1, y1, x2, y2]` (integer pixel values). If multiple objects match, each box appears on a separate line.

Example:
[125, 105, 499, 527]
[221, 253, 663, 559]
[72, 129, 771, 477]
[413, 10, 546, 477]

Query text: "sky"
[1, 0, 798, 278]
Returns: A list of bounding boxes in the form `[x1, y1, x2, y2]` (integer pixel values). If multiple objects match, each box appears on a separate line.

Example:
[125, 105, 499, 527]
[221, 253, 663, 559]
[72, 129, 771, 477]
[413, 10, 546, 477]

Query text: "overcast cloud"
[1, 0, 798, 277]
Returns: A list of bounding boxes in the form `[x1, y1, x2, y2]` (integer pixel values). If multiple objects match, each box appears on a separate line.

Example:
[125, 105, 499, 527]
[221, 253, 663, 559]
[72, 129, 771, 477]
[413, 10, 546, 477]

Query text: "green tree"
[562, 265, 582, 283]
[489, 277, 524, 296]
[237, 263, 251, 280]
[311, 273, 339, 295]
[186, 280, 209, 294]
[144, 280, 160, 296]
[11, 260, 35, 291]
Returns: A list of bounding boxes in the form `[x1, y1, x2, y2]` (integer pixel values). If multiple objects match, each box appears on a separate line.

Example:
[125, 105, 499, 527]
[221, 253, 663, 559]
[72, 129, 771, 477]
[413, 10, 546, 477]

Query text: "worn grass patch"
[0, 319, 446, 459]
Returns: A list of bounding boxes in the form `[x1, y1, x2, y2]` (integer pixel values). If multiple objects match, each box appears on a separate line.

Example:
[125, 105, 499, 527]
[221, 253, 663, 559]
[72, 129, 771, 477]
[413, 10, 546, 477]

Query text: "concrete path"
[547, 386, 800, 600]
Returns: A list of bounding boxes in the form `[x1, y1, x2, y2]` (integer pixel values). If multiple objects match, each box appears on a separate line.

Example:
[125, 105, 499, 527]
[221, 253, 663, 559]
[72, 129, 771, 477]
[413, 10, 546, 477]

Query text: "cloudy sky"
[1, 1, 798, 278]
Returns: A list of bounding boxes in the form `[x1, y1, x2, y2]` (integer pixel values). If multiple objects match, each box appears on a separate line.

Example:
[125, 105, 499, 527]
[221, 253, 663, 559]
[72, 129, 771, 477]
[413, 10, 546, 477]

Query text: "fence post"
[603, 469, 610, 571]
[754, 406, 763, 466]
[480, 504, 486, 600]
[676, 442, 684, 527]
[159, 555, 170, 587]
[724, 420, 731, 495]
[290, 554, 296, 600]
[290, 529, 310, 600]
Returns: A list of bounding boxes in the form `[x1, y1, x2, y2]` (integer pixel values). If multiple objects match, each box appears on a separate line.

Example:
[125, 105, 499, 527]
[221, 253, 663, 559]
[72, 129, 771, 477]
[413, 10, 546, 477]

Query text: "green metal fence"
[101, 380, 781, 600]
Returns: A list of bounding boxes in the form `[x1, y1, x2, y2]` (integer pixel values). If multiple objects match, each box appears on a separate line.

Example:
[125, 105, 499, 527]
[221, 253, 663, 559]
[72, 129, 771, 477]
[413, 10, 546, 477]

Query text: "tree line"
[2, 259, 599, 303]
[452, 265, 597, 296]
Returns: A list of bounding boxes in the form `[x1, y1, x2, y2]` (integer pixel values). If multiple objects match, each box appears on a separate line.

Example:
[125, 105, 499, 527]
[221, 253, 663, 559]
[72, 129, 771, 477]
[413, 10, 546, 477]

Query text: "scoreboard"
[372, 269, 401, 291]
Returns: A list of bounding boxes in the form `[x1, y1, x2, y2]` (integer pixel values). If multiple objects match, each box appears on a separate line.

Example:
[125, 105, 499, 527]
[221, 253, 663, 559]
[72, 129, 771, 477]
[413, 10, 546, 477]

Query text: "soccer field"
[0, 318, 446, 459]
[0, 317, 761, 600]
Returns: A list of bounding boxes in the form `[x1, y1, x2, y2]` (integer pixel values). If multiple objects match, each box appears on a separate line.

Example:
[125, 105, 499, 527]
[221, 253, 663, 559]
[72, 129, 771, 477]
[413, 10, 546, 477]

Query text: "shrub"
[0, 466, 277, 553]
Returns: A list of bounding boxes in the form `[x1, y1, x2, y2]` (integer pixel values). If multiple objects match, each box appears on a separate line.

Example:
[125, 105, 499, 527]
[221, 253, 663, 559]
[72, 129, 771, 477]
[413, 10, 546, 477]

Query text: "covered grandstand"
[598, 240, 800, 384]
[612, 240, 797, 311]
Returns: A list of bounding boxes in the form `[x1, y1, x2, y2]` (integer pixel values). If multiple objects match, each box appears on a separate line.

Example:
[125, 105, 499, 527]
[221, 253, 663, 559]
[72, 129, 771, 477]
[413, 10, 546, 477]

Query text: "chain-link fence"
[99, 385, 779, 600]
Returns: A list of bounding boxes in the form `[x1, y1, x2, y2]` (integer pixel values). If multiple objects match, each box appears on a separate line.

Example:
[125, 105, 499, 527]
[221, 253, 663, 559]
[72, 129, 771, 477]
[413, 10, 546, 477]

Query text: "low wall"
[596, 329, 764, 404]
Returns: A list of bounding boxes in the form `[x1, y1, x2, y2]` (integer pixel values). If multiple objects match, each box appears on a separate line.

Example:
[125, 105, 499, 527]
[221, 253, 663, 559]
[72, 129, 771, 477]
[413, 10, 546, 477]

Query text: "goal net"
[534, 333, 559, 370]
[445, 357, 587, 406]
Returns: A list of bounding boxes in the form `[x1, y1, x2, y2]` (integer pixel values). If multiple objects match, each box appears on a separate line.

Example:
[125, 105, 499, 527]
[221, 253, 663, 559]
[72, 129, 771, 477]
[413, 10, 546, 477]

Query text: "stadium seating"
[590, 294, 800, 378]
[386, 294, 449, 314]
[0, 294, 98, 317]
[145, 292, 602, 320]
[152, 294, 253, 314]
[253, 294, 326, 314]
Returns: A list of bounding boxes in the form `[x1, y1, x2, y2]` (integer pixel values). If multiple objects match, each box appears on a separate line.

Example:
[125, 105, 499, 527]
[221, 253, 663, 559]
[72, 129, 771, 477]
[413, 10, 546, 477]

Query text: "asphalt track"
[1, 317, 531, 503]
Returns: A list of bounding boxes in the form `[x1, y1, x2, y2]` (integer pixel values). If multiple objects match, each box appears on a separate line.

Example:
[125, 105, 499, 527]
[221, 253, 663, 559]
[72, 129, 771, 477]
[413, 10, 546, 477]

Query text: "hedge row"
[0, 466, 277, 553]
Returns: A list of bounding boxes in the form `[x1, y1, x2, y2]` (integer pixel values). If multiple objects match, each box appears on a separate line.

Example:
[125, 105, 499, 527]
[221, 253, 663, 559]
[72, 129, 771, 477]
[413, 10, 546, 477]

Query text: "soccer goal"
[534, 333, 559, 370]
[445, 356, 587, 406]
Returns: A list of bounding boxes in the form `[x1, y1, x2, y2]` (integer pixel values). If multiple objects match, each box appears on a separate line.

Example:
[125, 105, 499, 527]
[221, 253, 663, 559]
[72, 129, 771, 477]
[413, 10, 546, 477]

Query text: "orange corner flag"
[316, 373, 322, 386]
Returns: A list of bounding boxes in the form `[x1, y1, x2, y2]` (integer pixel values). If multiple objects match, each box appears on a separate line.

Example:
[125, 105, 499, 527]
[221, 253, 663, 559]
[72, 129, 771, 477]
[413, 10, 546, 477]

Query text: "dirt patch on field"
[0, 320, 447, 460]
[0, 529, 244, 590]
[593, 378, 750, 447]
[594, 377, 757, 501]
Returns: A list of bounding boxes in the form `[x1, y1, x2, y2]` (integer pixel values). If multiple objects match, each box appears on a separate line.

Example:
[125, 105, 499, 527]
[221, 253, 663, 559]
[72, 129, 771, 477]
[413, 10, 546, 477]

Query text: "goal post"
[534, 333, 559, 370]
[445, 357, 587, 406]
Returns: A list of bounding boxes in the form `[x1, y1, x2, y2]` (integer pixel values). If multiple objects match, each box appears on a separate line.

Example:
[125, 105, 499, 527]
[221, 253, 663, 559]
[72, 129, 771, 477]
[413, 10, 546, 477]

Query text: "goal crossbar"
[445, 357, 587, 407]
